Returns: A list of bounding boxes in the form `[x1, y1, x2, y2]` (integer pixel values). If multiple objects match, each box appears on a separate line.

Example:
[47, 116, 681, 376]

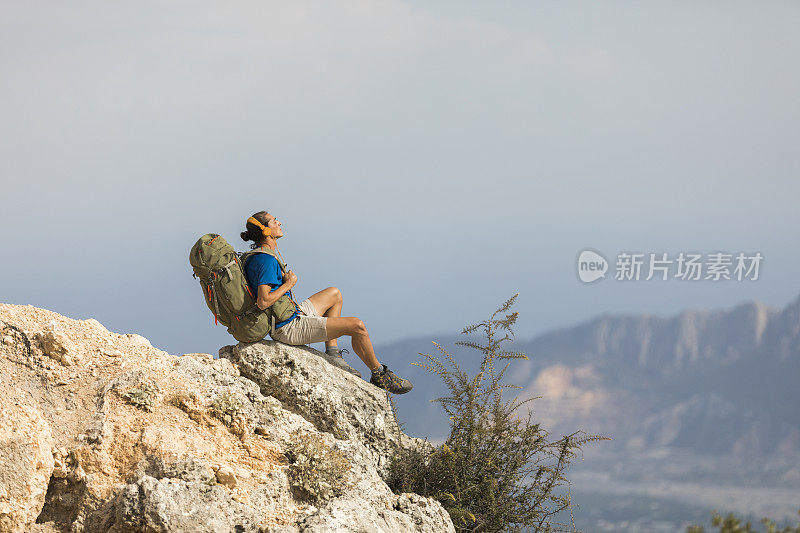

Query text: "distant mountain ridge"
[526, 297, 797, 375]
[519, 294, 800, 457]
[384, 294, 800, 459]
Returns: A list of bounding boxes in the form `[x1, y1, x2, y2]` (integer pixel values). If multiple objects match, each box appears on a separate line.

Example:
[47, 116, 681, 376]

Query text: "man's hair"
[241, 211, 270, 249]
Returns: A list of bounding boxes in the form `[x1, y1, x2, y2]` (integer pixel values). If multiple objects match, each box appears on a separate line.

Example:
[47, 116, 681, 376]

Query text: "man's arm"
[256, 270, 298, 310]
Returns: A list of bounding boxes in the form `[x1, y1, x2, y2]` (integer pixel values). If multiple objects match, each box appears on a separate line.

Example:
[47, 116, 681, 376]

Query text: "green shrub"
[122, 379, 160, 412]
[388, 295, 607, 532]
[285, 432, 351, 502]
[688, 510, 800, 533]
[209, 390, 243, 426]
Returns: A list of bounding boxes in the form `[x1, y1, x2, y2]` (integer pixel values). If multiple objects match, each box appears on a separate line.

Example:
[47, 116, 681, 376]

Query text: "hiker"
[240, 211, 413, 394]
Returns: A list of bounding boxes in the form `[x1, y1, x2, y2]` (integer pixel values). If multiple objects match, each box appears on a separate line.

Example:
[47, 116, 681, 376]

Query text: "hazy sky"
[1, 1, 798, 355]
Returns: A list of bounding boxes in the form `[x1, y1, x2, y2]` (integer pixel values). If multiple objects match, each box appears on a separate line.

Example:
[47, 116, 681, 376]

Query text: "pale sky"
[1, 1, 798, 355]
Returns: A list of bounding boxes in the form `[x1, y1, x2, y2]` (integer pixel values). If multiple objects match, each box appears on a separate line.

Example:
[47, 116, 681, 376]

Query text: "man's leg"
[307, 287, 342, 351]
[325, 317, 381, 371]
[326, 315, 413, 394]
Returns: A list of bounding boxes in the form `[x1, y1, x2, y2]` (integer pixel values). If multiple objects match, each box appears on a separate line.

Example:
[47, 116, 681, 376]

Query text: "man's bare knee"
[329, 286, 342, 303]
[352, 319, 367, 336]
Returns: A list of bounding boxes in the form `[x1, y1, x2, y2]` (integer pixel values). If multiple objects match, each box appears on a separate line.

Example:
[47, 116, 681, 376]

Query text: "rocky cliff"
[0, 303, 454, 533]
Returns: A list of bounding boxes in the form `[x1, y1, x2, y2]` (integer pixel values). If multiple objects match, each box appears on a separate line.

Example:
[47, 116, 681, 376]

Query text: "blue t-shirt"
[244, 253, 298, 329]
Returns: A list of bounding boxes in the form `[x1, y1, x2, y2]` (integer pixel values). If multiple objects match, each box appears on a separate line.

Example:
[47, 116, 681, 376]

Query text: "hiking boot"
[322, 348, 361, 378]
[370, 364, 413, 394]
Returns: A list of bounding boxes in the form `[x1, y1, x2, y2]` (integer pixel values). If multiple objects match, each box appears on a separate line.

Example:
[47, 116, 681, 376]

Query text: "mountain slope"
[385, 294, 800, 457]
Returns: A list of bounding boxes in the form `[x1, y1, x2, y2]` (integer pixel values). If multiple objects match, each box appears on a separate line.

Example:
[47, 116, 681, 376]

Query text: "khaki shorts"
[270, 298, 328, 345]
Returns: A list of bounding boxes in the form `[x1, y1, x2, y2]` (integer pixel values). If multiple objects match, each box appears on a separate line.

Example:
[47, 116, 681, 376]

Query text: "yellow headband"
[247, 216, 272, 237]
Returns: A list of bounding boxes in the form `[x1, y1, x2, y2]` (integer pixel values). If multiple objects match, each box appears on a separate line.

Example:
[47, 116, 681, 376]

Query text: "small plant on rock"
[122, 379, 160, 412]
[209, 390, 244, 426]
[285, 432, 351, 502]
[171, 390, 210, 425]
[388, 294, 608, 532]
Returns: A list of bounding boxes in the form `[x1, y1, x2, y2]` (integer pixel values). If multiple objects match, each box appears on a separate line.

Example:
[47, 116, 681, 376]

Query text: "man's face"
[265, 214, 284, 238]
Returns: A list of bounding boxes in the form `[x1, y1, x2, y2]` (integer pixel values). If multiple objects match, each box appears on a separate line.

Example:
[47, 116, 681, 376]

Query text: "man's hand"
[284, 270, 298, 288]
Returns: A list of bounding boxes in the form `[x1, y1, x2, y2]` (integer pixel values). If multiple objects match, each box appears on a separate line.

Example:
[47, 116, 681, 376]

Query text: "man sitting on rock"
[240, 211, 413, 394]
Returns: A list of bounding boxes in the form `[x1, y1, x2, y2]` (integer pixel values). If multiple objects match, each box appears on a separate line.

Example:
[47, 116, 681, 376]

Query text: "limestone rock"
[113, 475, 259, 532]
[293, 438, 456, 533]
[123, 333, 152, 348]
[214, 465, 237, 488]
[39, 325, 75, 366]
[83, 319, 107, 333]
[220, 341, 418, 472]
[0, 304, 455, 533]
[100, 347, 122, 358]
[298, 491, 455, 533]
[0, 404, 55, 533]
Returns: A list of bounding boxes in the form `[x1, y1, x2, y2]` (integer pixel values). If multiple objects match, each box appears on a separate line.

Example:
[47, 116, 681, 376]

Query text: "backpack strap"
[201, 279, 221, 325]
[219, 259, 237, 280]
[240, 246, 298, 331]
[242, 247, 288, 274]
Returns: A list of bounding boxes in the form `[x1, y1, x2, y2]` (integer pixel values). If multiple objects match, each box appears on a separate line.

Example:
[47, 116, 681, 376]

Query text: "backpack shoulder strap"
[241, 247, 287, 274]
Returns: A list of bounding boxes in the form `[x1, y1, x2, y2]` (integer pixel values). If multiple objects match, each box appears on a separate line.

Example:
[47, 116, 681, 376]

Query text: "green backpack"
[188, 234, 296, 343]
